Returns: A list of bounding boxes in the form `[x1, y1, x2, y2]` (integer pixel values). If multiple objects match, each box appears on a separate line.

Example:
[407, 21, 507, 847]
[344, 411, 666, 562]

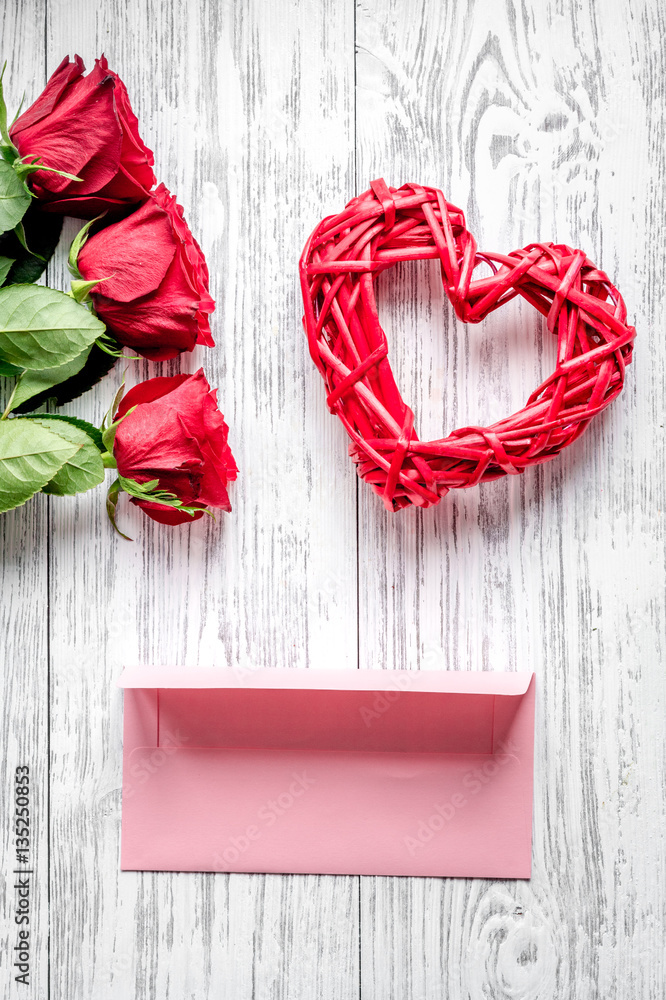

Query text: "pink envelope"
[119, 667, 535, 878]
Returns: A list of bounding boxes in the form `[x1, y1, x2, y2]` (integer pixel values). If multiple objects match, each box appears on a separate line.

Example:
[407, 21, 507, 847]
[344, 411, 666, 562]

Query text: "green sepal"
[100, 376, 128, 453]
[68, 217, 103, 278]
[0, 62, 18, 153]
[106, 477, 132, 540]
[101, 406, 135, 454]
[70, 277, 106, 304]
[118, 475, 211, 520]
[95, 330, 133, 358]
[13, 156, 82, 185]
[108, 379, 126, 419]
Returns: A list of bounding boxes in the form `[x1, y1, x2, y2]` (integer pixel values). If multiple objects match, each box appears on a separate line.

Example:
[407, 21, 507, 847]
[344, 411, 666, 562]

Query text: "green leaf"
[0, 254, 14, 284]
[21, 412, 104, 452]
[0, 202, 63, 285]
[0, 62, 17, 151]
[0, 417, 79, 512]
[0, 358, 22, 376]
[0, 284, 105, 370]
[13, 343, 117, 412]
[28, 416, 105, 496]
[0, 160, 30, 235]
[9, 346, 91, 411]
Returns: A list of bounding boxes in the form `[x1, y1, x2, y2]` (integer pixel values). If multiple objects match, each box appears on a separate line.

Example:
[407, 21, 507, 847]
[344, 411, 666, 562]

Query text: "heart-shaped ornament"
[300, 179, 635, 511]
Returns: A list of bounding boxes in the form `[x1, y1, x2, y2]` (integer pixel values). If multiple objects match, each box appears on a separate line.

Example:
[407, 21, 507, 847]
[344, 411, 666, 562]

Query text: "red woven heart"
[300, 179, 635, 511]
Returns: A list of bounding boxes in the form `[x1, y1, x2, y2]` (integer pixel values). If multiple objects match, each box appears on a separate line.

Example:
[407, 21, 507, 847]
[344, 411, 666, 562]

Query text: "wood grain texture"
[0, 7, 49, 1000]
[39, 0, 357, 998]
[355, 1, 665, 998]
[1, 0, 665, 998]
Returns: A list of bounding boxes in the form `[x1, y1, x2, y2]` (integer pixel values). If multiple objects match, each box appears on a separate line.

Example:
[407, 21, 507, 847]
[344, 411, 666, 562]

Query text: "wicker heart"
[300, 179, 635, 511]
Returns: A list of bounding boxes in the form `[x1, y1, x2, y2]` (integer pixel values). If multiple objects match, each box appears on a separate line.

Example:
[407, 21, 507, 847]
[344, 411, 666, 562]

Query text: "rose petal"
[94, 57, 155, 198]
[115, 374, 191, 419]
[10, 55, 85, 134]
[14, 68, 123, 195]
[79, 197, 177, 301]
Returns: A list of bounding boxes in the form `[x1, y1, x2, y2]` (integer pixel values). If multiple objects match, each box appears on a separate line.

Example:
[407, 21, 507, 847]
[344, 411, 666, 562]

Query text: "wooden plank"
[0, 7, 48, 1000]
[44, 0, 358, 997]
[355, 0, 666, 997]
[4, 1, 665, 997]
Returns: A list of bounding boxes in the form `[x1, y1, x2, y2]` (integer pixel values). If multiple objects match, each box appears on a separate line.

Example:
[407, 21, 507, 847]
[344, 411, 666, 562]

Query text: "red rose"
[10, 54, 155, 218]
[77, 183, 214, 360]
[113, 370, 237, 525]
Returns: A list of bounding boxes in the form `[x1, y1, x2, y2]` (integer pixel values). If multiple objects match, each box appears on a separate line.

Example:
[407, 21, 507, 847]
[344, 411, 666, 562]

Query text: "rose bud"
[10, 54, 155, 218]
[77, 183, 215, 360]
[111, 370, 237, 526]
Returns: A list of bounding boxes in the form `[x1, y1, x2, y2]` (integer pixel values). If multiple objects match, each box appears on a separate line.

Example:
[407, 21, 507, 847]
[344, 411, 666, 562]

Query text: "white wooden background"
[1, 0, 664, 997]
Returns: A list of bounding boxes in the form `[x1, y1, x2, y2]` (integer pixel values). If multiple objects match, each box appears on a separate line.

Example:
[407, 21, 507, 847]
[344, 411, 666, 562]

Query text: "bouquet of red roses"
[0, 56, 236, 535]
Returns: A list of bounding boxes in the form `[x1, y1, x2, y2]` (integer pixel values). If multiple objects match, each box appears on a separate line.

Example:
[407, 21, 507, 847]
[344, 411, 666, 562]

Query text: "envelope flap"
[121, 668, 534, 755]
[119, 665, 532, 695]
